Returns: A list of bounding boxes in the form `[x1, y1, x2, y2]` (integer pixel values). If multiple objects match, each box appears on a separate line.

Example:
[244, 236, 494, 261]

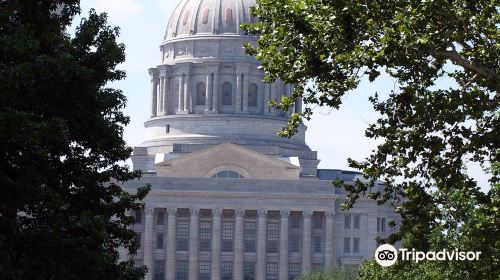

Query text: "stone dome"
[164, 0, 257, 41]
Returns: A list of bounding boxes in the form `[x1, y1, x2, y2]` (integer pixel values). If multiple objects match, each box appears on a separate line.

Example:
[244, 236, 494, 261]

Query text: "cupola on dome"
[165, 0, 257, 40]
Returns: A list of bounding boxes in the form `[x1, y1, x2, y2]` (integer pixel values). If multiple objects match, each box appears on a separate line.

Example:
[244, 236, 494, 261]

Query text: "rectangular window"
[156, 232, 164, 249]
[244, 262, 255, 280]
[312, 263, 323, 271]
[313, 234, 322, 253]
[377, 217, 381, 232]
[199, 261, 211, 280]
[353, 237, 360, 254]
[157, 211, 165, 225]
[290, 215, 300, 229]
[222, 220, 234, 252]
[344, 215, 351, 229]
[244, 222, 256, 252]
[199, 221, 212, 251]
[343, 237, 351, 254]
[135, 211, 142, 224]
[267, 222, 279, 253]
[382, 218, 386, 232]
[154, 260, 165, 280]
[353, 215, 360, 229]
[176, 261, 188, 280]
[221, 262, 233, 280]
[177, 220, 189, 251]
[288, 263, 301, 280]
[313, 214, 322, 229]
[135, 232, 141, 249]
[289, 234, 300, 253]
[266, 263, 278, 280]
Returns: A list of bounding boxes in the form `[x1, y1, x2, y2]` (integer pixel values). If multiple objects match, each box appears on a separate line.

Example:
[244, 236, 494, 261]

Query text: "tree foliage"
[243, 0, 499, 278]
[0, 1, 149, 279]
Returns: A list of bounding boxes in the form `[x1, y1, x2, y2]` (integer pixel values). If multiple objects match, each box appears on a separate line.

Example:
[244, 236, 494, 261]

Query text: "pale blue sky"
[75, 0, 489, 188]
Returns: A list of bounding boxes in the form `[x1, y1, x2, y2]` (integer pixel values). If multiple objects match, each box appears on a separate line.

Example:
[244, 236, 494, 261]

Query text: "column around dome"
[148, 68, 159, 117]
[212, 65, 220, 113]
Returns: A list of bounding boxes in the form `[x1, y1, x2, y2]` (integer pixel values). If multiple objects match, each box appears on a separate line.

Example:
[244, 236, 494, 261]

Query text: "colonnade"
[139, 207, 336, 280]
[148, 65, 301, 118]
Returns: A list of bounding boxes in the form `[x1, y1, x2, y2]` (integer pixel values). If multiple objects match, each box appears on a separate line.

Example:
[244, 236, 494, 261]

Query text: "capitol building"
[120, 0, 398, 279]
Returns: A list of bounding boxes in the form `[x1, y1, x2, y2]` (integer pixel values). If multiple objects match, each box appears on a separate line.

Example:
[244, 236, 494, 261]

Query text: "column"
[144, 207, 154, 280]
[183, 71, 191, 112]
[150, 69, 158, 117]
[159, 77, 164, 114]
[242, 73, 248, 113]
[205, 72, 213, 112]
[166, 208, 177, 280]
[163, 76, 170, 115]
[324, 210, 335, 270]
[211, 208, 222, 280]
[270, 82, 277, 114]
[178, 75, 184, 113]
[234, 209, 245, 280]
[236, 72, 242, 112]
[279, 210, 290, 280]
[263, 83, 270, 115]
[212, 71, 219, 112]
[302, 210, 312, 275]
[256, 209, 267, 280]
[188, 208, 200, 280]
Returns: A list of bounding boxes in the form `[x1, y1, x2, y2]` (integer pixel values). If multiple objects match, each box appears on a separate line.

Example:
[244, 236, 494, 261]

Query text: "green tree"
[243, 0, 499, 278]
[0, 1, 149, 279]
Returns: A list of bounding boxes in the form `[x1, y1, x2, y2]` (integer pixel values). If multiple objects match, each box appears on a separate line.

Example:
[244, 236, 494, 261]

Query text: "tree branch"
[431, 48, 498, 80]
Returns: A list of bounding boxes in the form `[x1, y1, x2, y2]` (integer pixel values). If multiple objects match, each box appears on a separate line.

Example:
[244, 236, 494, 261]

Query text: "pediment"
[155, 143, 300, 180]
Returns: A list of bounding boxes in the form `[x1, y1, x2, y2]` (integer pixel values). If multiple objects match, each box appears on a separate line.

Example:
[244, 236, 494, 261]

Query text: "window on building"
[289, 234, 300, 253]
[344, 214, 360, 229]
[353, 215, 360, 229]
[222, 82, 232, 105]
[134, 259, 143, 267]
[244, 222, 256, 252]
[311, 263, 324, 271]
[313, 234, 322, 253]
[377, 217, 386, 232]
[199, 262, 211, 280]
[343, 237, 351, 254]
[156, 232, 164, 249]
[176, 261, 188, 280]
[135, 232, 141, 249]
[288, 263, 301, 280]
[290, 215, 300, 229]
[344, 215, 351, 229]
[212, 170, 245, 179]
[154, 260, 165, 280]
[248, 83, 258, 107]
[134, 211, 142, 224]
[199, 221, 211, 251]
[197, 82, 206, 106]
[157, 211, 165, 225]
[267, 222, 279, 253]
[343, 237, 360, 254]
[313, 214, 323, 229]
[266, 263, 278, 280]
[222, 220, 234, 252]
[177, 220, 189, 251]
[244, 262, 255, 280]
[221, 262, 233, 280]
[353, 237, 360, 254]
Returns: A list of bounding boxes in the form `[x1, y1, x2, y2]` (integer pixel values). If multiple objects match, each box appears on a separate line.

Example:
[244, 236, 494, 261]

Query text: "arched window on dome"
[196, 82, 206, 106]
[211, 170, 245, 179]
[248, 83, 258, 107]
[222, 82, 232, 106]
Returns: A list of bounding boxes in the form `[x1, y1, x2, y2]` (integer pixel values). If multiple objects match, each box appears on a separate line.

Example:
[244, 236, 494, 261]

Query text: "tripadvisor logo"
[375, 244, 482, 267]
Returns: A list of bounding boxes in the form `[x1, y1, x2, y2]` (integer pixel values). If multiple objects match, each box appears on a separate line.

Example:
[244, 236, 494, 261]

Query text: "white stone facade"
[121, 1, 400, 279]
